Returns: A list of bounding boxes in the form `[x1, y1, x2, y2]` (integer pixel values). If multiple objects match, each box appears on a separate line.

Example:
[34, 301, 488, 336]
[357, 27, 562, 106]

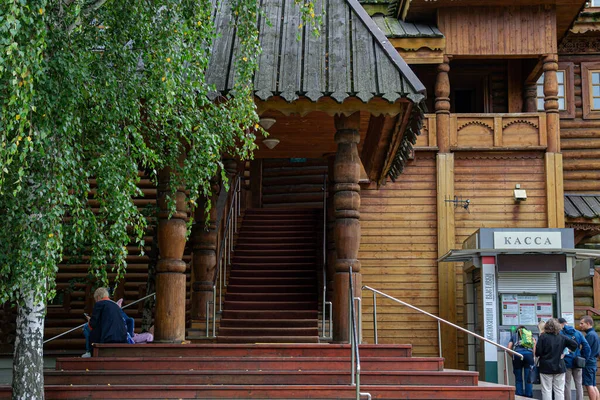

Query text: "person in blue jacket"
[559, 317, 591, 400]
[82, 287, 128, 357]
[580, 316, 600, 400]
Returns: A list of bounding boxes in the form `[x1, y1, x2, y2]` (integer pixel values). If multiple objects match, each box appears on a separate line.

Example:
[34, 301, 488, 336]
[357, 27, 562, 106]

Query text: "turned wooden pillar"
[332, 113, 362, 343]
[523, 84, 538, 113]
[155, 166, 188, 342]
[435, 56, 451, 153]
[435, 55, 458, 368]
[544, 54, 560, 153]
[190, 177, 220, 321]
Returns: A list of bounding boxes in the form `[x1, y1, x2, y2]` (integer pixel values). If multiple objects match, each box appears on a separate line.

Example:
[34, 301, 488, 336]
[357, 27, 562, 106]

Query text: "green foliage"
[0, 0, 283, 306]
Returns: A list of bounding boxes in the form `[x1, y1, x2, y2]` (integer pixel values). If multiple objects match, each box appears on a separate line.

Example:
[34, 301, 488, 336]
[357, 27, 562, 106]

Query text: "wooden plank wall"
[453, 151, 548, 366]
[438, 6, 557, 57]
[560, 55, 600, 194]
[359, 152, 439, 357]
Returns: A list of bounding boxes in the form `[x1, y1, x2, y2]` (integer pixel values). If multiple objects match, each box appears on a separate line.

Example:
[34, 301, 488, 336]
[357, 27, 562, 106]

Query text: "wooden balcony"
[416, 113, 547, 151]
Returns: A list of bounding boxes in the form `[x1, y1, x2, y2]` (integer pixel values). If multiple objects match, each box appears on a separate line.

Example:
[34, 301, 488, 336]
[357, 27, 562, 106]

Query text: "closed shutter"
[497, 272, 558, 294]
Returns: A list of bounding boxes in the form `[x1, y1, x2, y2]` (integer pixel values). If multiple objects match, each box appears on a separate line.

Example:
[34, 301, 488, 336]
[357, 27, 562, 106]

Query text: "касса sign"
[493, 232, 562, 249]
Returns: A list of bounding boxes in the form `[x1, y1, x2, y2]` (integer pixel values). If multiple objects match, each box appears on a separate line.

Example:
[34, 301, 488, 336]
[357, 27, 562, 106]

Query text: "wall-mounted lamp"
[259, 117, 276, 130]
[262, 138, 280, 149]
[514, 184, 527, 202]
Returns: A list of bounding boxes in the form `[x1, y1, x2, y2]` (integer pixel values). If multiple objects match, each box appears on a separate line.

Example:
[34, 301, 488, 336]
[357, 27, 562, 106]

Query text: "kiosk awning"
[438, 248, 600, 263]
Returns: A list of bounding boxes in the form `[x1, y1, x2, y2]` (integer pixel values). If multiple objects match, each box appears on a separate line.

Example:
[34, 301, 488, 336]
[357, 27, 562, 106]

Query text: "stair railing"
[206, 174, 241, 338]
[349, 266, 371, 400]
[43, 292, 156, 344]
[362, 285, 523, 385]
[321, 174, 332, 340]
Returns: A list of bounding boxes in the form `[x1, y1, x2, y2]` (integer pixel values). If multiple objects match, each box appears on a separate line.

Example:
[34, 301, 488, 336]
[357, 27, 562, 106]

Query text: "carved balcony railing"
[416, 113, 547, 151]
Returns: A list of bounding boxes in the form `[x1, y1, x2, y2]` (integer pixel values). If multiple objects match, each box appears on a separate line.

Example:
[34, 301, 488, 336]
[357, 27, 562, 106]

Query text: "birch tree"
[0, 0, 297, 397]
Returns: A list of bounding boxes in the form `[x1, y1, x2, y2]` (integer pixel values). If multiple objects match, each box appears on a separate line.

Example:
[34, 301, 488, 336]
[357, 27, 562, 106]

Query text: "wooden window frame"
[559, 62, 575, 119]
[582, 62, 600, 119]
[535, 63, 574, 118]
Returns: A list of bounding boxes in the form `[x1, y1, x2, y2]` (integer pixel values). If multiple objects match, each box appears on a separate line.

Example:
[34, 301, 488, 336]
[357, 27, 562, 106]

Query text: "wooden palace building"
[3, 0, 600, 398]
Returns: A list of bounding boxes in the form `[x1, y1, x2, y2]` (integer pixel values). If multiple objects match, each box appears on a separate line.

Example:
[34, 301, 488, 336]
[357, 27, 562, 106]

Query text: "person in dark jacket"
[579, 315, 600, 400]
[559, 318, 591, 400]
[535, 318, 578, 400]
[82, 287, 128, 357]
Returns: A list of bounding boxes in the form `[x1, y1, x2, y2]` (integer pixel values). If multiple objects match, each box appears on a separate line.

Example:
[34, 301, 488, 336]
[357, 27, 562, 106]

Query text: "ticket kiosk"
[440, 228, 600, 384]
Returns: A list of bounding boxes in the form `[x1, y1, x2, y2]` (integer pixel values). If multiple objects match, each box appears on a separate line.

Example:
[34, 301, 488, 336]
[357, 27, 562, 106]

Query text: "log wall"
[359, 152, 439, 357]
[560, 55, 600, 194]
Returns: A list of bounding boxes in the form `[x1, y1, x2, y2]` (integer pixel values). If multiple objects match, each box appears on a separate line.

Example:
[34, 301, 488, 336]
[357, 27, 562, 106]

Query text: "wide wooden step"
[221, 310, 318, 319]
[227, 276, 316, 286]
[230, 262, 317, 270]
[55, 356, 444, 372]
[39, 383, 514, 399]
[216, 335, 320, 343]
[217, 326, 319, 336]
[93, 343, 413, 358]
[45, 369, 478, 386]
[224, 293, 317, 302]
[233, 249, 317, 256]
[222, 301, 318, 310]
[229, 269, 316, 278]
[232, 254, 317, 267]
[225, 284, 316, 293]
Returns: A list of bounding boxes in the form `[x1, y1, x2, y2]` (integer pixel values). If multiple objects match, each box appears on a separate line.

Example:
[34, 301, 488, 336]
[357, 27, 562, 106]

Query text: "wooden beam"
[256, 96, 406, 118]
[250, 160, 262, 208]
[437, 153, 457, 368]
[508, 60, 524, 113]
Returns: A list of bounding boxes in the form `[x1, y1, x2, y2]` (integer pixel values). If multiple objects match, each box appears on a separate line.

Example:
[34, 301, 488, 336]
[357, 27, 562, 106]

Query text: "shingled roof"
[372, 16, 443, 39]
[565, 195, 600, 219]
[206, 0, 426, 104]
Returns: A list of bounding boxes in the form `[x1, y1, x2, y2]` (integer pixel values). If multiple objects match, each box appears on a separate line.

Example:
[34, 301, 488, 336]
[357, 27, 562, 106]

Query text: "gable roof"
[206, 0, 426, 104]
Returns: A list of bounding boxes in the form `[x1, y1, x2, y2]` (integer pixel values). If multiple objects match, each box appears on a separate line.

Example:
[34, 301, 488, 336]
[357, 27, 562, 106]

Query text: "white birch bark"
[12, 286, 45, 400]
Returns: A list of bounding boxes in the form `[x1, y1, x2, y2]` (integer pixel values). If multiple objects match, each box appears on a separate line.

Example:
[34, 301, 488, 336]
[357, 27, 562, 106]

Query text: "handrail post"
[372, 291, 378, 345]
[212, 285, 217, 338]
[322, 174, 327, 339]
[504, 350, 509, 385]
[438, 320, 442, 358]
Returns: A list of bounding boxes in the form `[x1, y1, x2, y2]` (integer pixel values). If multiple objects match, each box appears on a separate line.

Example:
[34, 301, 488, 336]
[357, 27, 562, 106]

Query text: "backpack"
[518, 328, 534, 349]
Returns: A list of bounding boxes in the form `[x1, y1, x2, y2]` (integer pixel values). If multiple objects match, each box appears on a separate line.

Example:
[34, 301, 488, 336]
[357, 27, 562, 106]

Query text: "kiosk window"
[500, 294, 556, 326]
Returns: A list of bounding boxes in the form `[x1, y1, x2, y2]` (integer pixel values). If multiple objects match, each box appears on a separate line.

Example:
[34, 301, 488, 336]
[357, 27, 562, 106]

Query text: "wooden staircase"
[218, 208, 320, 343]
[0, 343, 516, 399]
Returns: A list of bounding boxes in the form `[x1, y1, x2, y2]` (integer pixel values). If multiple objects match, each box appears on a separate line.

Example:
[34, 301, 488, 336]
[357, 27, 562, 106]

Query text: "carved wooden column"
[544, 54, 560, 153]
[155, 166, 188, 342]
[332, 113, 362, 343]
[190, 177, 220, 322]
[523, 84, 537, 113]
[543, 54, 565, 228]
[435, 56, 451, 153]
[435, 55, 458, 368]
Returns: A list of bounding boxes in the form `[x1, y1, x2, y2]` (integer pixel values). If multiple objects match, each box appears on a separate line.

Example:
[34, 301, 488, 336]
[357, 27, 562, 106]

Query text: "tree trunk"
[12, 287, 46, 400]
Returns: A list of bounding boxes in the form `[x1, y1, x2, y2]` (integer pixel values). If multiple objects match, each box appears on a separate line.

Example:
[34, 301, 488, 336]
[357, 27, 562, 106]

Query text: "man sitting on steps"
[82, 287, 128, 357]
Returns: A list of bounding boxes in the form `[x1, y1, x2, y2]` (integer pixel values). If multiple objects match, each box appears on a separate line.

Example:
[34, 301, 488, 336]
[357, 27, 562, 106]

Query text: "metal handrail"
[362, 285, 522, 385]
[206, 174, 241, 337]
[321, 174, 332, 340]
[349, 266, 371, 400]
[43, 292, 156, 344]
